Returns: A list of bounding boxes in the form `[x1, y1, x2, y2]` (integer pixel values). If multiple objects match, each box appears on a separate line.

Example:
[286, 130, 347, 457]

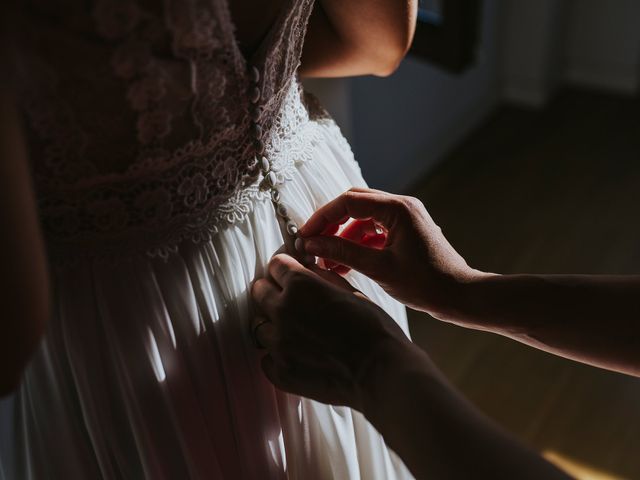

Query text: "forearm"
[300, 0, 417, 78]
[359, 344, 571, 479]
[457, 274, 640, 376]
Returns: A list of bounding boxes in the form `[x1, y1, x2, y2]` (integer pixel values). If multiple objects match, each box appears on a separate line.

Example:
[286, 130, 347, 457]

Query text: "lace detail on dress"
[145, 81, 343, 261]
[13, 0, 316, 262]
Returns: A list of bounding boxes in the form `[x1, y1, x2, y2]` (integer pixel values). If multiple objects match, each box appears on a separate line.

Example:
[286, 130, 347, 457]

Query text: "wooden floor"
[407, 88, 640, 480]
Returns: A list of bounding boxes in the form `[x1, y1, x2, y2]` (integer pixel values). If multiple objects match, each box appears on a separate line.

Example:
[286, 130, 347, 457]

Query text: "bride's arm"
[0, 87, 50, 396]
[300, 0, 418, 78]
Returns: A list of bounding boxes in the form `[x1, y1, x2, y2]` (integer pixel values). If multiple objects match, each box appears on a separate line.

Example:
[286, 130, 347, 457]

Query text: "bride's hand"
[299, 187, 488, 320]
[251, 253, 416, 411]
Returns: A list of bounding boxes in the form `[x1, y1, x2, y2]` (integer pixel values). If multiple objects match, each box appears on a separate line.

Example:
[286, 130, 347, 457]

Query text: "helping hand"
[299, 187, 485, 320]
[250, 253, 414, 411]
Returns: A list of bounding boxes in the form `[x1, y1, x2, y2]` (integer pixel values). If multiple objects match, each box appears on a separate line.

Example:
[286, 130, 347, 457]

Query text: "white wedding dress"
[0, 0, 413, 478]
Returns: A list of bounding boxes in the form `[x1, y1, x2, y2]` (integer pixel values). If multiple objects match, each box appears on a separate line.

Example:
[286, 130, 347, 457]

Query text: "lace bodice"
[11, 0, 317, 260]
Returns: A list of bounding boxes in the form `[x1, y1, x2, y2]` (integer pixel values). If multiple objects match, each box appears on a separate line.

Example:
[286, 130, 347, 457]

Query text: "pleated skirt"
[0, 119, 413, 479]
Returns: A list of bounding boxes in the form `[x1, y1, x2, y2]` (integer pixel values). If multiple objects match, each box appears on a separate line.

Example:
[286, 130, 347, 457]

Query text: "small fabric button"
[260, 156, 270, 173]
[286, 221, 298, 236]
[249, 66, 260, 83]
[250, 107, 261, 122]
[276, 203, 288, 218]
[266, 171, 277, 187]
[250, 87, 261, 104]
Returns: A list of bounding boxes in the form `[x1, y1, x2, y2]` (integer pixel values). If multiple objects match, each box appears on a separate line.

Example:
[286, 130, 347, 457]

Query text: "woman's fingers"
[321, 223, 341, 236]
[339, 219, 381, 242]
[251, 278, 280, 316]
[267, 253, 308, 288]
[310, 265, 359, 292]
[319, 259, 350, 275]
[251, 315, 277, 349]
[346, 186, 391, 196]
[316, 219, 387, 273]
[299, 189, 402, 238]
[304, 235, 386, 277]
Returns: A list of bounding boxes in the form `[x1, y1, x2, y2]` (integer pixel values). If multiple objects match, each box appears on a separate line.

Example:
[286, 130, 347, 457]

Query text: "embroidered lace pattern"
[12, 0, 319, 261]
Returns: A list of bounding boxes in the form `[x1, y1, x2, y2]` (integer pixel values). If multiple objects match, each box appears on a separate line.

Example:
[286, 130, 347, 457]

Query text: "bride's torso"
[12, 0, 316, 260]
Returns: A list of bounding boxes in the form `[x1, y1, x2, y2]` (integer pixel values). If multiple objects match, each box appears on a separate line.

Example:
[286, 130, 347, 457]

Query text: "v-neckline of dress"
[218, 0, 298, 78]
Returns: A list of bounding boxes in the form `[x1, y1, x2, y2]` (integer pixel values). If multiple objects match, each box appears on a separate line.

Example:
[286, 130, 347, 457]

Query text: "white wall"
[501, 0, 640, 106]
[501, 0, 568, 107]
[563, 0, 640, 94]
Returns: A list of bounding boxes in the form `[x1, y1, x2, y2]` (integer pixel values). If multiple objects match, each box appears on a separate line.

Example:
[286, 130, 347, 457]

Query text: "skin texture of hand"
[299, 187, 483, 320]
[300, 188, 640, 377]
[250, 253, 414, 411]
[250, 253, 573, 480]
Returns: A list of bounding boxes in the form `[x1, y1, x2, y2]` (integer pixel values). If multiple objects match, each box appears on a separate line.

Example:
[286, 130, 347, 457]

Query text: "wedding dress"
[0, 0, 414, 478]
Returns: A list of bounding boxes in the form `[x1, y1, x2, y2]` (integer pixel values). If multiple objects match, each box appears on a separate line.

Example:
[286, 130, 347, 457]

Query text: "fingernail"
[304, 238, 323, 255]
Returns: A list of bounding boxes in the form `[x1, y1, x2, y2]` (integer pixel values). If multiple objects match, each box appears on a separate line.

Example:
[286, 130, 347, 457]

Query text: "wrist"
[428, 268, 497, 324]
[452, 271, 517, 333]
[354, 336, 433, 418]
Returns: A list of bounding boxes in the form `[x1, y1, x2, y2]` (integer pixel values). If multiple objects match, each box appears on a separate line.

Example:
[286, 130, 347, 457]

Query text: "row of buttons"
[248, 65, 304, 253]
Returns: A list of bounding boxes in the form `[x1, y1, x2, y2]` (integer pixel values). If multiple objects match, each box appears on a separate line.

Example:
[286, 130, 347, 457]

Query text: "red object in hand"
[320, 219, 387, 274]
